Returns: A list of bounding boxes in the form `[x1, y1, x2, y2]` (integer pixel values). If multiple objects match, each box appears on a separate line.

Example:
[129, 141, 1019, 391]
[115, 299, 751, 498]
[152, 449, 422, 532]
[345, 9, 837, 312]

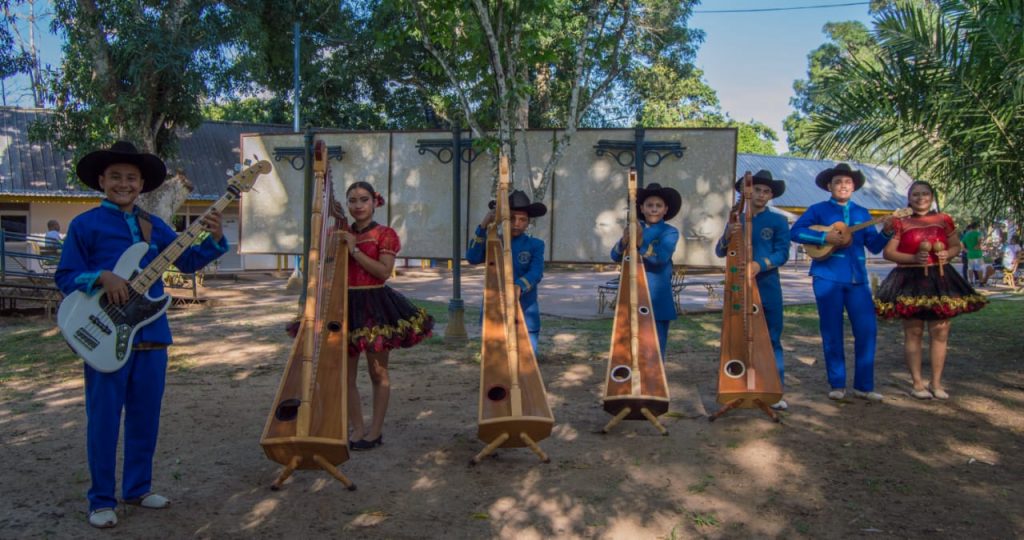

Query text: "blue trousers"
[656, 320, 670, 361]
[84, 349, 168, 511]
[528, 331, 539, 355]
[812, 277, 877, 392]
[758, 274, 785, 385]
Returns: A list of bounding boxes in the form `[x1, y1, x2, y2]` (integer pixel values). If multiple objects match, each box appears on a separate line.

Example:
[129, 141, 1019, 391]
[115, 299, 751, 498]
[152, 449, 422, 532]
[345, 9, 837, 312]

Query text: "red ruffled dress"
[874, 212, 987, 320]
[347, 222, 434, 354]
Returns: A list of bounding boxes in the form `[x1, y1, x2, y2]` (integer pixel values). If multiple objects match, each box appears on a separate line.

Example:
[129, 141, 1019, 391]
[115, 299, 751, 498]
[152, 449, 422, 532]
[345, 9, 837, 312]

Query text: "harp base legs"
[601, 407, 632, 433]
[602, 406, 669, 435]
[269, 454, 357, 491]
[640, 407, 669, 435]
[469, 432, 550, 465]
[470, 432, 510, 466]
[708, 398, 781, 423]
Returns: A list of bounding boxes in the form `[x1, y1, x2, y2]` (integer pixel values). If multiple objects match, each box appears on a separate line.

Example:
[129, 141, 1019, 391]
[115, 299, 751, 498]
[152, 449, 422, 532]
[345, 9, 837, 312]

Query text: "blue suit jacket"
[611, 220, 679, 321]
[56, 201, 229, 344]
[791, 199, 890, 285]
[465, 225, 545, 332]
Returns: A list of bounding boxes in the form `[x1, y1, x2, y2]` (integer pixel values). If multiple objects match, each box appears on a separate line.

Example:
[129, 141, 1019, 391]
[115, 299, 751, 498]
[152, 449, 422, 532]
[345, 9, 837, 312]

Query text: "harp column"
[593, 127, 686, 187]
[416, 124, 481, 340]
[272, 135, 345, 306]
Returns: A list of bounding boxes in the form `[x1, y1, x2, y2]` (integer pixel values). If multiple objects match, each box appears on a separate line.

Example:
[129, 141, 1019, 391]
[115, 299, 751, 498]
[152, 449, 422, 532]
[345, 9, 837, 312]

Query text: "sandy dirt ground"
[1, 274, 1022, 539]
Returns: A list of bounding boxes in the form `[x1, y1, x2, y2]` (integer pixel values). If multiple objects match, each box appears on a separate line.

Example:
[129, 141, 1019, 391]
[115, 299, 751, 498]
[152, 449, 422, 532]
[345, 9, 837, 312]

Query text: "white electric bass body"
[57, 161, 271, 372]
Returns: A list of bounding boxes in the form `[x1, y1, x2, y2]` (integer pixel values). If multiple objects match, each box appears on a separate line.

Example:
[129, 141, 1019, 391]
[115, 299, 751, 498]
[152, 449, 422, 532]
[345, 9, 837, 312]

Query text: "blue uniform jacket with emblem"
[714, 208, 790, 299]
[610, 220, 679, 321]
[465, 225, 545, 333]
[55, 201, 230, 345]
[791, 199, 889, 284]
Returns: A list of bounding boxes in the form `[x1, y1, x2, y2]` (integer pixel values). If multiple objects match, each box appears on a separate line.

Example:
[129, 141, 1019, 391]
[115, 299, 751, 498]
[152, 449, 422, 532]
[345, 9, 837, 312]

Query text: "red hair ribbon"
[375, 192, 385, 207]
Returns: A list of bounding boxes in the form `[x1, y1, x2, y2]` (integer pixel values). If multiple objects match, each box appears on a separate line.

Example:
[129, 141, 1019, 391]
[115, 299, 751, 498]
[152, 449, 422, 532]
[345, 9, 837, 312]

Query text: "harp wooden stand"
[471, 156, 554, 465]
[601, 168, 671, 436]
[708, 172, 783, 423]
[260, 141, 356, 490]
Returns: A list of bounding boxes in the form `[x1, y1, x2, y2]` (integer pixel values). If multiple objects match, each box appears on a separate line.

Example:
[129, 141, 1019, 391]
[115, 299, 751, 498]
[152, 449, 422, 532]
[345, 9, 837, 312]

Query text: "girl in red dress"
[875, 181, 986, 400]
[339, 181, 434, 449]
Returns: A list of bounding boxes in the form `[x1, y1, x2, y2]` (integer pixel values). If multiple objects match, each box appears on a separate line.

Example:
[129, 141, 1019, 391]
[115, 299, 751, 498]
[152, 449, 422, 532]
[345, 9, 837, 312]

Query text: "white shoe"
[827, 389, 846, 400]
[770, 399, 788, 411]
[853, 389, 884, 402]
[125, 493, 170, 509]
[88, 508, 118, 529]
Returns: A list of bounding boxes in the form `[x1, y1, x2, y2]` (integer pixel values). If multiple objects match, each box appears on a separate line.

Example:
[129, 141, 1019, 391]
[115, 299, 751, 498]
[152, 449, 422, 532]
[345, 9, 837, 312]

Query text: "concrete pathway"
[387, 260, 903, 320]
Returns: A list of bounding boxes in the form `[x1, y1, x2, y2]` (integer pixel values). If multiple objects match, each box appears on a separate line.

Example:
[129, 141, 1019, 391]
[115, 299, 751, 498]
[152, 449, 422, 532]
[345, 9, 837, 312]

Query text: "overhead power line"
[694, 1, 870, 14]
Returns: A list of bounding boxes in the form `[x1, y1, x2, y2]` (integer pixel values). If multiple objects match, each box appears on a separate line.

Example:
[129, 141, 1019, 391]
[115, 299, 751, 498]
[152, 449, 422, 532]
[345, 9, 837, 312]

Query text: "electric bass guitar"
[58, 160, 271, 372]
[803, 208, 911, 261]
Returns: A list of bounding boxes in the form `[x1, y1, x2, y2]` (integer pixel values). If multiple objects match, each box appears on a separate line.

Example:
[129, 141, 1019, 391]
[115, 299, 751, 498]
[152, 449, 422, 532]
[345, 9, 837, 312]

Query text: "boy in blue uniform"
[716, 170, 791, 409]
[791, 163, 894, 402]
[55, 141, 229, 528]
[611, 182, 681, 360]
[465, 190, 546, 353]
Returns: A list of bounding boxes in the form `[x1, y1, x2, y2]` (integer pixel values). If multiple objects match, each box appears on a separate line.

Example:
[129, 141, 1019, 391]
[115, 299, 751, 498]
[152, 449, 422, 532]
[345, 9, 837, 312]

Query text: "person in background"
[44, 219, 63, 247]
[611, 182, 681, 361]
[55, 141, 229, 529]
[715, 170, 790, 409]
[790, 163, 894, 403]
[465, 190, 547, 353]
[874, 181, 986, 400]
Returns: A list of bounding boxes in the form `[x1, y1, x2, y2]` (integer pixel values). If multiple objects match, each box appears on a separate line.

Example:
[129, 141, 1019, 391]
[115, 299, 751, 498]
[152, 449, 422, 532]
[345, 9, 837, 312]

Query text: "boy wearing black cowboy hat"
[465, 189, 547, 353]
[55, 141, 230, 529]
[715, 170, 792, 409]
[610, 182, 682, 360]
[791, 162, 895, 403]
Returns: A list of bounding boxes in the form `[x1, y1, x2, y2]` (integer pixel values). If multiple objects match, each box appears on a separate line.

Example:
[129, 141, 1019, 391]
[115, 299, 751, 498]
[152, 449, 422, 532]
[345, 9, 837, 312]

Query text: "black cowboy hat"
[637, 182, 682, 221]
[814, 162, 865, 192]
[488, 189, 547, 218]
[735, 169, 786, 198]
[75, 141, 167, 193]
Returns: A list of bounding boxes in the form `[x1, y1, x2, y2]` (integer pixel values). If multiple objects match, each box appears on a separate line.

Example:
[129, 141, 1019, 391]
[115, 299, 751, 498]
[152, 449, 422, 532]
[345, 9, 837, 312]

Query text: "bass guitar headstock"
[229, 160, 272, 193]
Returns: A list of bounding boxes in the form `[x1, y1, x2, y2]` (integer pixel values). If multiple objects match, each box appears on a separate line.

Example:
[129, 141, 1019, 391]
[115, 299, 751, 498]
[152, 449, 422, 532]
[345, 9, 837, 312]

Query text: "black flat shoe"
[348, 439, 363, 450]
[351, 435, 382, 451]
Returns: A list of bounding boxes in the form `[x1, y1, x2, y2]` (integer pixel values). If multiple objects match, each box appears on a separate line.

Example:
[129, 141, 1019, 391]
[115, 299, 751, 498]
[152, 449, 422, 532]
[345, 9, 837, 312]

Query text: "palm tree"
[805, 0, 1024, 223]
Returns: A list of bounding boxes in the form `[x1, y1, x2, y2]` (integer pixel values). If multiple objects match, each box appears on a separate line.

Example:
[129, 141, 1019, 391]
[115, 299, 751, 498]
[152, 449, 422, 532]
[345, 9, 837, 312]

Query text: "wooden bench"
[597, 267, 689, 315]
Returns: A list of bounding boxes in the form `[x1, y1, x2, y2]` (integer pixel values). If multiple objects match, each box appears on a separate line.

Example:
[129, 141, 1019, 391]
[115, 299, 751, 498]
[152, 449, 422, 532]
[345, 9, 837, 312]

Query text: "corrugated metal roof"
[0, 107, 76, 193]
[0, 107, 293, 198]
[737, 153, 914, 211]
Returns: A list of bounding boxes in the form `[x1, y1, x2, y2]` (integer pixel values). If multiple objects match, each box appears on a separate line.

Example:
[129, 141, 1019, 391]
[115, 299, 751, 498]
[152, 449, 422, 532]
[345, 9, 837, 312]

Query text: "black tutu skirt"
[348, 285, 434, 354]
[874, 264, 987, 320]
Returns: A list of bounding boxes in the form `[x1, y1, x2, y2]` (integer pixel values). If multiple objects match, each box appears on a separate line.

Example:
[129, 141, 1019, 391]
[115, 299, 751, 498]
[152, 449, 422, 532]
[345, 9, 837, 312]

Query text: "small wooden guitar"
[58, 160, 271, 372]
[803, 208, 912, 261]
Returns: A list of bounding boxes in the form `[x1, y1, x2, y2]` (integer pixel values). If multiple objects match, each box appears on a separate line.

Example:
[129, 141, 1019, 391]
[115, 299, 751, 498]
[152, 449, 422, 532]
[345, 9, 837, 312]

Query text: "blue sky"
[6, 1, 875, 155]
[691, 0, 875, 153]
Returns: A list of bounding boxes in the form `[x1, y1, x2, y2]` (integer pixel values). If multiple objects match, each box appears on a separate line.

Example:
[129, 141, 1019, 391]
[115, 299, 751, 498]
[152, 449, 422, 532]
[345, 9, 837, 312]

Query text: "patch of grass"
[687, 475, 715, 493]
[0, 321, 79, 381]
[691, 511, 719, 528]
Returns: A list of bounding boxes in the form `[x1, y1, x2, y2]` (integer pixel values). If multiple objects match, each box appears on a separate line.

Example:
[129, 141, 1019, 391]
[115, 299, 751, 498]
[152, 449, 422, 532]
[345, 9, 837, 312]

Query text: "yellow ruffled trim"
[349, 308, 433, 344]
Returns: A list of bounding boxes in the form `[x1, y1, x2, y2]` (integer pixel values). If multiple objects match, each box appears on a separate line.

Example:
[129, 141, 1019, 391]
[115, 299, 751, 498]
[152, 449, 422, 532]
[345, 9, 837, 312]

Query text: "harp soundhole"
[327, 321, 342, 332]
[751, 304, 760, 314]
[274, 398, 301, 421]
[623, 255, 631, 262]
[724, 359, 746, 379]
[728, 250, 736, 257]
[486, 385, 508, 402]
[638, 306, 650, 316]
[610, 365, 632, 383]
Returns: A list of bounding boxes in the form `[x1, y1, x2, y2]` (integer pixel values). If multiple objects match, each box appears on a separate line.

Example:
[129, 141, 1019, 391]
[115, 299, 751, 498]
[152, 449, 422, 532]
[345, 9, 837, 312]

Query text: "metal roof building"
[0, 107, 292, 199]
[737, 153, 914, 215]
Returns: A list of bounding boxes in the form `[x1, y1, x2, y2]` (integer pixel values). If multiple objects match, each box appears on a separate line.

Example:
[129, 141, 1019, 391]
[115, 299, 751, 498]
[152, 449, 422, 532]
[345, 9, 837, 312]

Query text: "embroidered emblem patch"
[518, 251, 532, 265]
[760, 227, 774, 241]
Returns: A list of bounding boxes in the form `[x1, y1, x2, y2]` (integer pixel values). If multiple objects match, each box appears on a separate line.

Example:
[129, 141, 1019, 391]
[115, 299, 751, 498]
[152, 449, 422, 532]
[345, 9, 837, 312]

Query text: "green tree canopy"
[803, 0, 1024, 223]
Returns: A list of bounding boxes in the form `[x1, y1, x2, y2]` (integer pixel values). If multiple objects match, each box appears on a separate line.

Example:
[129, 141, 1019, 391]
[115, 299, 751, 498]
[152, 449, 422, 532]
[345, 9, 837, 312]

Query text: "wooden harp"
[260, 140, 356, 490]
[601, 168, 671, 435]
[709, 171, 783, 422]
[471, 155, 554, 465]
